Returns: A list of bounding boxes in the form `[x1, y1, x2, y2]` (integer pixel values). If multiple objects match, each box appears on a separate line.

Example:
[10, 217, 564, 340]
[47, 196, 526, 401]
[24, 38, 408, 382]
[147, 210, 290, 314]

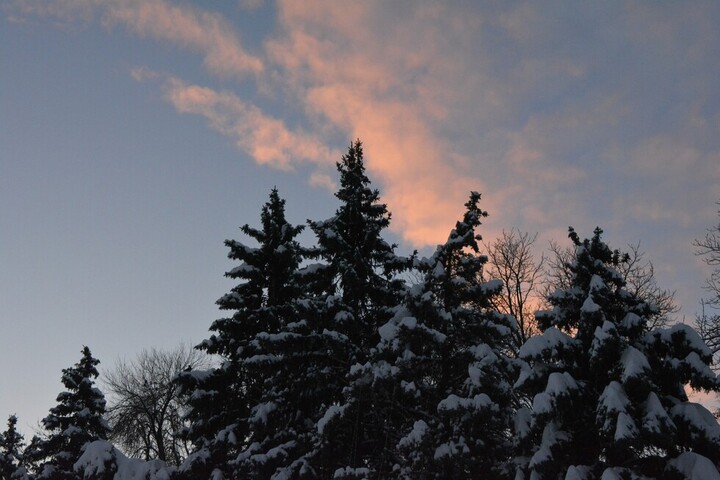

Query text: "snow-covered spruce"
[300, 140, 412, 478]
[321, 192, 518, 478]
[0, 415, 31, 480]
[176, 187, 307, 480]
[513, 228, 720, 480]
[27, 346, 111, 480]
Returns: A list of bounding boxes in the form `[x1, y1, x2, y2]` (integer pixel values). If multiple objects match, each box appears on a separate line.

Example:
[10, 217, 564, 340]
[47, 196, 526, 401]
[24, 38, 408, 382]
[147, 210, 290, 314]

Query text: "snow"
[684, 351, 718, 383]
[613, 412, 637, 441]
[400, 380, 419, 397]
[600, 468, 624, 480]
[378, 320, 398, 341]
[317, 404, 345, 434]
[590, 322, 616, 358]
[334, 310, 354, 323]
[545, 372, 579, 396]
[651, 324, 713, 358]
[580, 295, 600, 313]
[397, 420, 428, 448]
[244, 441, 295, 468]
[228, 263, 257, 275]
[620, 346, 650, 381]
[670, 402, 720, 443]
[250, 401, 277, 425]
[369, 360, 398, 380]
[255, 331, 299, 343]
[482, 279, 503, 293]
[518, 327, 576, 360]
[529, 423, 567, 468]
[621, 312, 642, 330]
[598, 381, 630, 425]
[588, 274, 606, 292]
[666, 452, 720, 479]
[322, 329, 350, 343]
[514, 407, 532, 439]
[565, 465, 591, 480]
[432, 261, 446, 279]
[333, 466, 370, 479]
[532, 393, 553, 415]
[643, 392, 674, 434]
[74, 440, 174, 479]
[399, 316, 417, 330]
[438, 393, 492, 412]
[434, 438, 469, 459]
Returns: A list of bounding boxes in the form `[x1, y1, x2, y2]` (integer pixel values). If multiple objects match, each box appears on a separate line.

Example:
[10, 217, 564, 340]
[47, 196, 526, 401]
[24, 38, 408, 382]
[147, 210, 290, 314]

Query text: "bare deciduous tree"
[544, 240, 677, 331]
[103, 344, 210, 465]
[620, 243, 679, 330]
[483, 229, 545, 353]
[694, 205, 720, 367]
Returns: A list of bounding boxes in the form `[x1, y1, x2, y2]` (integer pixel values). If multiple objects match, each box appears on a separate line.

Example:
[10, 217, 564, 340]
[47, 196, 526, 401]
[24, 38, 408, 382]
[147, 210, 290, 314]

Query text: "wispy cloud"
[308, 172, 336, 192]
[9, 0, 720, 258]
[161, 77, 339, 170]
[105, 1, 263, 79]
[9, 0, 262, 79]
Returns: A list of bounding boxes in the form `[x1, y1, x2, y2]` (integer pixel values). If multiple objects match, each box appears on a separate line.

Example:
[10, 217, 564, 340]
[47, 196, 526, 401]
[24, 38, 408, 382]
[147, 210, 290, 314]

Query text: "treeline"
[2, 141, 719, 480]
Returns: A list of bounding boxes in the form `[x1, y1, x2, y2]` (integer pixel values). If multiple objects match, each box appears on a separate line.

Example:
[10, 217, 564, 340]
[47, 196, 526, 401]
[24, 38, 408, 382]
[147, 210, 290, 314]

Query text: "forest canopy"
[3, 141, 719, 480]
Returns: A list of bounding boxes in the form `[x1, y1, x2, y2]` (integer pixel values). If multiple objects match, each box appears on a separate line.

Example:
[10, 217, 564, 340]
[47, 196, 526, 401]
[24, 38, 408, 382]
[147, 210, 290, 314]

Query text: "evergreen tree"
[0, 415, 30, 480]
[514, 228, 720, 479]
[301, 140, 409, 477]
[320, 192, 516, 479]
[389, 192, 515, 478]
[177, 187, 306, 479]
[307, 140, 406, 320]
[30, 346, 110, 480]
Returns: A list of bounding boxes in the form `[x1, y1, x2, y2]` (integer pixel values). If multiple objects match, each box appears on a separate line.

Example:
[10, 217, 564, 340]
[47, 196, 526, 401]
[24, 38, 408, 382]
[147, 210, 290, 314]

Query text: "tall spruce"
[0, 415, 30, 480]
[416, 193, 516, 479]
[29, 347, 110, 480]
[178, 187, 305, 479]
[389, 192, 514, 478]
[306, 140, 406, 323]
[299, 140, 409, 477]
[319, 192, 516, 479]
[514, 228, 720, 479]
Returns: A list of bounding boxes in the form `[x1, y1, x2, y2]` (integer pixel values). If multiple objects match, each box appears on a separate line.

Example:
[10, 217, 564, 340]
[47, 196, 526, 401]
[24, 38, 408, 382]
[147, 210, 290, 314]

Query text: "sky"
[1, 1, 719, 430]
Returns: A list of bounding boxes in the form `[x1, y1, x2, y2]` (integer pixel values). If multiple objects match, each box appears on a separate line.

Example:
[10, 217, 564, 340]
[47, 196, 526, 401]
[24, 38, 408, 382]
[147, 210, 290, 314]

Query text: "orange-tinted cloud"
[162, 77, 339, 171]
[266, 1, 496, 246]
[11, 0, 720, 263]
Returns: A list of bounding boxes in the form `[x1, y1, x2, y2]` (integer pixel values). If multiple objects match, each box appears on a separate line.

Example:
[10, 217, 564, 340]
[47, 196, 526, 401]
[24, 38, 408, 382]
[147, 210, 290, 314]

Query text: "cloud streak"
[9, 0, 263, 79]
[10, 0, 720, 260]
[161, 77, 339, 170]
[105, 1, 263, 79]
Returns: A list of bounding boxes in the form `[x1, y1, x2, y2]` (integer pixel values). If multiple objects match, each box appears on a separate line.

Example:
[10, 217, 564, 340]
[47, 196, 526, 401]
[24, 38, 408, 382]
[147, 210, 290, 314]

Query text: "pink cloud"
[16, 0, 720, 259]
[266, 1, 496, 246]
[264, 2, 595, 247]
[161, 77, 338, 170]
[11, 0, 575, 247]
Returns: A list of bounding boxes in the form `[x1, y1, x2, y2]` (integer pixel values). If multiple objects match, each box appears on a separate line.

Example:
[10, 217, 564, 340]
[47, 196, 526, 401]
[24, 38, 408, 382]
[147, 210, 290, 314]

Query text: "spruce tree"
[514, 228, 720, 479]
[178, 187, 306, 479]
[30, 346, 110, 480]
[319, 192, 517, 479]
[301, 140, 409, 477]
[418, 193, 516, 479]
[389, 192, 515, 478]
[0, 415, 30, 480]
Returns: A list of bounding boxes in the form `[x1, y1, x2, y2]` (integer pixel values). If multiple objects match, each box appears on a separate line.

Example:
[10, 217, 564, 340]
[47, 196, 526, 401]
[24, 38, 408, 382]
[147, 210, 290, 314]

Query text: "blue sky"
[2, 1, 719, 428]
